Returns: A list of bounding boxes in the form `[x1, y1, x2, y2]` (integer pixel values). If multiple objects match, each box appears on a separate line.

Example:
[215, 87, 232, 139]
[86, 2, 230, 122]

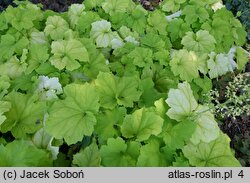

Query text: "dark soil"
[213, 70, 250, 166]
[0, 0, 84, 12]
[133, 0, 161, 11]
[0, 0, 16, 12]
[29, 0, 83, 12]
[220, 114, 250, 143]
[221, 116, 250, 166]
[1, 0, 162, 12]
[246, 59, 250, 72]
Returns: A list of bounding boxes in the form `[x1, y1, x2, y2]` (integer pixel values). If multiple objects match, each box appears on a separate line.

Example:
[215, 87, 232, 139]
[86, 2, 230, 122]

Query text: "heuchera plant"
[0, 0, 248, 167]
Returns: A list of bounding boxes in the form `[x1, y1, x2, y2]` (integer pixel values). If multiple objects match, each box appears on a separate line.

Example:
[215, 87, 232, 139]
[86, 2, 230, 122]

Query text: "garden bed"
[0, 0, 249, 167]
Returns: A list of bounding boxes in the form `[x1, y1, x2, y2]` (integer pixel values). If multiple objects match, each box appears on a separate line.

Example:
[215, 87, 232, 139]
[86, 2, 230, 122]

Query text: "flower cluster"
[206, 73, 250, 119]
[37, 76, 63, 100]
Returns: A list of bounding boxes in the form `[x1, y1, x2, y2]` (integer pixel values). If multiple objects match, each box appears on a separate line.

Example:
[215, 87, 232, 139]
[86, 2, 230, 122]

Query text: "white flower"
[105, 59, 110, 65]
[207, 47, 238, 78]
[211, 1, 224, 12]
[165, 11, 182, 21]
[217, 53, 234, 72]
[124, 36, 139, 45]
[111, 38, 124, 49]
[227, 46, 236, 60]
[227, 46, 237, 70]
[37, 76, 62, 100]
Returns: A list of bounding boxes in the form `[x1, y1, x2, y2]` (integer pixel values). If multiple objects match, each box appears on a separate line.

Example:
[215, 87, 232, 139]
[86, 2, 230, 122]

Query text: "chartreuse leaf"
[90, 20, 117, 48]
[68, 4, 85, 28]
[166, 82, 220, 144]
[0, 140, 52, 166]
[81, 38, 109, 79]
[138, 78, 163, 107]
[126, 8, 147, 34]
[162, 0, 186, 12]
[95, 72, 141, 109]
[167, 19, 191, 43]
[147, 10, 168, 35]
[112, 42, 136, 60]
[0, 55, 27, 79]
[214, 9, 246, 46]
[181, 30, 216, 53]
[154, 98, 169, 119]
[182, 5, 209, 25]
[0, 30, 29, 61]
[127, 47, 153, 68]
[202, 20, 231, 53]
[30, 31, 47, 45]
[201, 8, 246, 52]
[10, 74, 35, 92]
[163, 120, 197, 150]
[236, 47, 248, 71]
[14, 36, 30, 56]
[0, 14, 8, 31]
[0, 101, 11, 125]
[0, 34, 16, 61]
[50, 39, 89, 71]
[153, 50, 170, 66]
[193, 76, 212, 94]
[183, 133, 241, 167]
[137, 139, 167, 166]
[32, 128, 59, 160]
[172, 155, 190, 167]
[166, 82, 198, 121]
[96, 107, 126, 141]
[0, 92, 45, 138]
[127, 141, 141, 161]
[100, 137, 140, 166]
[170, 49, 199, 81]
[76, 11, 100, 35]
[190, 105, 220, 144]
[102, 0, 133, 15]
[84, 0, 103, 9]
[189, 0, 218, 6]
[121, 108, 164, 142]
[118, 26, 139, 40]
[4, 6, 35, 31]
[154, 66, 179, 93]
[0, 76, 10, 99]
[140, 33, 168, 51]
[45, 83, 99, 145]
[0, 138, 6, 145]
[26, 44, 49, 73]
[35, 62, 57, 75]
[44, 15, 69, 40]
[95, 72, 117, 109]
[73, 141, 101, 167]
[190, 75, 212, 99]
[110, 12, 129, 29]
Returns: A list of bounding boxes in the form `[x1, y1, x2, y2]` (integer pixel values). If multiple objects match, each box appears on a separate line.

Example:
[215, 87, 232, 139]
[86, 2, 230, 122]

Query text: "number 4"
[238, 170, 244, 178]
